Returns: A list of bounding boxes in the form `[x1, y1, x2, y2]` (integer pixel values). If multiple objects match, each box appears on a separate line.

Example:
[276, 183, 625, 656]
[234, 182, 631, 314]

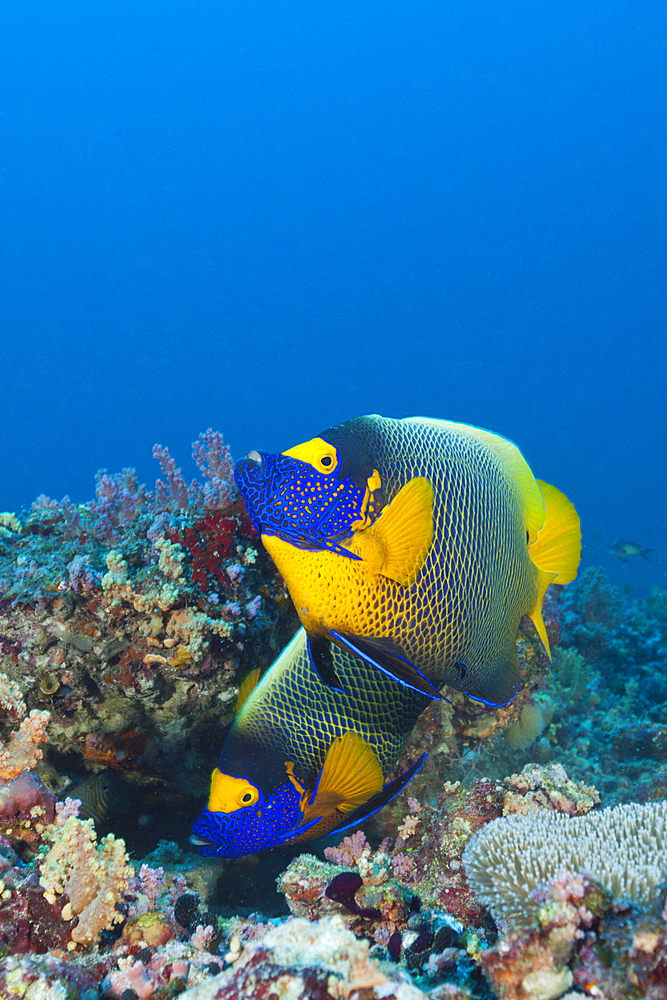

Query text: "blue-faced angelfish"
[234, 416, 582, 707]
[190, 628, 431, 858]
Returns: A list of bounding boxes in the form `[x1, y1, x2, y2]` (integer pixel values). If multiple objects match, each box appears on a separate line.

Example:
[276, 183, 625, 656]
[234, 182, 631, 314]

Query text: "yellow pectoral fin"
[303, 731, 384, 823]
[529, 481, 582, 585]
[354, 477, 434, 586]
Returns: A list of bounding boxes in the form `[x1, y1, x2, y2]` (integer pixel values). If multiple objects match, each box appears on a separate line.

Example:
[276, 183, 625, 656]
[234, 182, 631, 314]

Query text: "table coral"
[463, 800, 667, 928]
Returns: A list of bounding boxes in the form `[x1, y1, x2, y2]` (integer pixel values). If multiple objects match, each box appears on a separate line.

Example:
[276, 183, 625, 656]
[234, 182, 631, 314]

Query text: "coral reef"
[0, 430, 666, 998]
[463, 800, 667, 927]
[0, 431, 297, 813]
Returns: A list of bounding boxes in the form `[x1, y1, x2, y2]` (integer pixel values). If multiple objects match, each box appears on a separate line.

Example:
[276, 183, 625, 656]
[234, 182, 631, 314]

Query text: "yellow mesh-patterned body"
[263, 416, 545, 704]
[233, 628, 430, 780]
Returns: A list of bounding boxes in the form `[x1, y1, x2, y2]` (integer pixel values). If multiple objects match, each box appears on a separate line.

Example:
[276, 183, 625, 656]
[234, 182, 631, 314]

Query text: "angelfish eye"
[316, 451, 338, 473]
[238, 787, 259, 807]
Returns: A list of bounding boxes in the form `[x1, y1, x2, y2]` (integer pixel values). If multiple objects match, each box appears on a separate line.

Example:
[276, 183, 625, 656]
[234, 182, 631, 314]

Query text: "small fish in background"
[190, 628, 431, 858]
[68, 772, 129, 830]
[235, 415, 582, 708]
[609, 538, 652, 562]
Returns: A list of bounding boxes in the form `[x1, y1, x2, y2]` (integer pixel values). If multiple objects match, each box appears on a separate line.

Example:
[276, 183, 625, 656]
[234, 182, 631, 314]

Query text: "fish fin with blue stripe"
[326, 753, 428, 837]
[331, 629, 441, 700]
[462, 645, 521, 707]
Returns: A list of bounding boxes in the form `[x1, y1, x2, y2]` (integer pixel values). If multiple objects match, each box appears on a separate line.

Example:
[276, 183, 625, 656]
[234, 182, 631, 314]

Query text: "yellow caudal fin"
[355, 477, 434, 586]
[235, 668, 261, 716]
[527, 480, 582, 658]
[304, 731, 384, 821]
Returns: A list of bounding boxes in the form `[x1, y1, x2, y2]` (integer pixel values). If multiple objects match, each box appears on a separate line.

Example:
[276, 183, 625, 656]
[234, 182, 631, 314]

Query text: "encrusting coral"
[463, 800, 667, 928]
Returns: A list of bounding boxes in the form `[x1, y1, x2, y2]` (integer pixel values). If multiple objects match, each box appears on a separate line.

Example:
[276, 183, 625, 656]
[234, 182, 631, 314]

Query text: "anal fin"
[331, 629, 441, 700]
[326, 753, 428, 838]
[462, 647, 521, 707]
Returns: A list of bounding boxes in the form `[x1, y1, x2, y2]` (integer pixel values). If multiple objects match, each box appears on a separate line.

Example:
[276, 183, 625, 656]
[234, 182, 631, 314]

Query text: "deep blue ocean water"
[2, 0, 665, 594]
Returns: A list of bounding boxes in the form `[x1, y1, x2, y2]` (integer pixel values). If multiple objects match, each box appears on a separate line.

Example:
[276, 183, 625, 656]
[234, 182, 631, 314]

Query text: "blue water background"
[2, 1, 665, 593]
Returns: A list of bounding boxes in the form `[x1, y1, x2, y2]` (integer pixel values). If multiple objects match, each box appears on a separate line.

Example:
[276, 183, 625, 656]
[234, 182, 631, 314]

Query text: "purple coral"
[66, 555, 98, 592]
[92, 468, 147, 543]
[324, 829, 369, 866]
[153, 445, 191, 510]
[192, 429, 235, 510]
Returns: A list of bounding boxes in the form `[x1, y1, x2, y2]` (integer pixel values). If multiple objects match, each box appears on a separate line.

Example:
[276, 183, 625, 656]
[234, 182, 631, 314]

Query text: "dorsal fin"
[354, 476, 434, 585]
[235, 668, 261, 716]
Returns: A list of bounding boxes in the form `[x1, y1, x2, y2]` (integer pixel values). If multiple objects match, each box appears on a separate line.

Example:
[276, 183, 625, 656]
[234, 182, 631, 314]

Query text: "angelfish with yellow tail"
[234, 416, 582, 707]
[190, 628, 431, 857]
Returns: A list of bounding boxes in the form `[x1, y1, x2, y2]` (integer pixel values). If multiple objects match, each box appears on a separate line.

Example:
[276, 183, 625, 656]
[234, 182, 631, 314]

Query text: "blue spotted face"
[234, 433, 383, 557]
[190, 773, 319, 858]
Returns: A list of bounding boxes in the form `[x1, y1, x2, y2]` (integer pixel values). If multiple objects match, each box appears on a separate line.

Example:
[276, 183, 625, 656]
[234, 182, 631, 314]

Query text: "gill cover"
[234, 435, 384, 556]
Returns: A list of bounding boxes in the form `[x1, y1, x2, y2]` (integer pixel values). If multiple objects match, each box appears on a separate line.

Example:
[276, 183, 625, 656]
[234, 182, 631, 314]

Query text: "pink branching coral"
[324, 829, 369, 866]
[153, 445, 190, 510]
[55, 797, 81, 825]
[391, 854, 415, 880]
[192, 428, 235, 510]
[0, 673, 50, 781]
[39, 815, 134, 947]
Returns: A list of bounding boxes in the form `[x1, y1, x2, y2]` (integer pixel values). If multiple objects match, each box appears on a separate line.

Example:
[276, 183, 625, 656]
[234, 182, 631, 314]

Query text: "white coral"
[463, 800, 667, 927]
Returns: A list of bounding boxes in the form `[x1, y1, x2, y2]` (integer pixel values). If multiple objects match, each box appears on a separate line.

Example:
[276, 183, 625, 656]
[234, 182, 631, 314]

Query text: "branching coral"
[39, 815, 134, 947]
[463, 800, 667, 928]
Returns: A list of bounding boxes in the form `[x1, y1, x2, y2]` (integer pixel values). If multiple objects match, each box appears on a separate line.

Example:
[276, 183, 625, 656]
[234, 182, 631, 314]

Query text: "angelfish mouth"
[189, 833, 213, 847]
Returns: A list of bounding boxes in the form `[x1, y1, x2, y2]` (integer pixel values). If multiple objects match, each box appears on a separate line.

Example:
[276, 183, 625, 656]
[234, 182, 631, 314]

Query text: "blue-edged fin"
[527, 480, 582, 657]
[325, 753, 428, 838]
[331, 629, 442, 700]
[235, 668, 261, 715]
[353, 477, 434, 585]
[463, 646, 521, 707]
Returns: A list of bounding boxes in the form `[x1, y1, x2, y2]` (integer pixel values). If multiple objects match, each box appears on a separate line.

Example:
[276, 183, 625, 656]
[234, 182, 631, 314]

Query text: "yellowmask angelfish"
[235, 416, 582, 707]
[190, 628, 431, 857]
